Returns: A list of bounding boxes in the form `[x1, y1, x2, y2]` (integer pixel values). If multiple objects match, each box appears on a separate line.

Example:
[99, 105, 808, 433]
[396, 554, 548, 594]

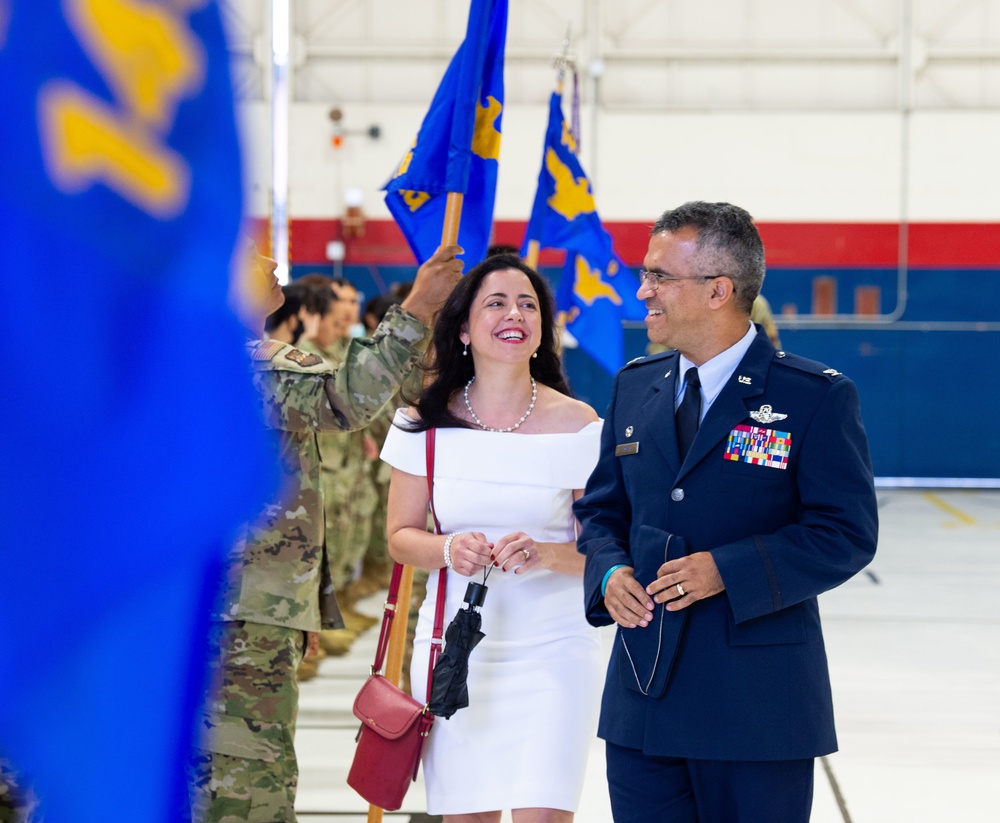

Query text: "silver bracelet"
[442, 532, 457, 569]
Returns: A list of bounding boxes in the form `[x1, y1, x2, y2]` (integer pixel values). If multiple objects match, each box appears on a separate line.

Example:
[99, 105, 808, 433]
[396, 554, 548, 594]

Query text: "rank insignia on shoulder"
[823, 368, 842, 376]
[749, 404, 788, 424]
[250, 340, 285, 362]
[284, 348, 323, 367]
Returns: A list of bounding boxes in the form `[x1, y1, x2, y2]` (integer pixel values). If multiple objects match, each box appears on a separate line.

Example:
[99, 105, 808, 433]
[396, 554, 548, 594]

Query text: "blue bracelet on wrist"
[601, 564, 628, 597]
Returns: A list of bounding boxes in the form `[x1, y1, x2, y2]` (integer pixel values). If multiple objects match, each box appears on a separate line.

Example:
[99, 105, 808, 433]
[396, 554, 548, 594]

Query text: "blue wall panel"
[293, 263, 999, 479]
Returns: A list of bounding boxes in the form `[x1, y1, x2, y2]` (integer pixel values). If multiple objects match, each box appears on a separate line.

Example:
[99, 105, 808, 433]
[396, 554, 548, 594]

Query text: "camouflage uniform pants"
[364, 464, 391, 566]
[190, 621, 305, 823]
[325, 464, 378, 590]
[346, 461, 378, 572]
[0, 760, 39, 823]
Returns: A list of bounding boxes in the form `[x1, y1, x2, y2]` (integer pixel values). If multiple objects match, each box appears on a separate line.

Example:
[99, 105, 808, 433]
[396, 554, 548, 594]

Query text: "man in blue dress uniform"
[575, 202, 878, 822]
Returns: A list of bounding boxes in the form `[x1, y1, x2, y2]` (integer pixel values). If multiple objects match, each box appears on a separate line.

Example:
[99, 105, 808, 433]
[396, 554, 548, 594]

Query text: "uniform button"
[776, 351, 786, 358]
[670, 488, 685, 501]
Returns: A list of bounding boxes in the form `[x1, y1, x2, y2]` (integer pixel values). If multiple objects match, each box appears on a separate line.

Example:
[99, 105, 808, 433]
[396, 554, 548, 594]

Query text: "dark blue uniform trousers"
[606, 741, 814, 823]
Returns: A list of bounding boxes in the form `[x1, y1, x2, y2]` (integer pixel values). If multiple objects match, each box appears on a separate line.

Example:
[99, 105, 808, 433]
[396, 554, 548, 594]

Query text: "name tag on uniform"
[615, 442, 639, 457]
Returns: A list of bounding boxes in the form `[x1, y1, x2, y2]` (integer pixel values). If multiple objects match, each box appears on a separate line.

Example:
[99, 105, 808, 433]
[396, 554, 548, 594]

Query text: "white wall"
[238, 101, 1000, 224]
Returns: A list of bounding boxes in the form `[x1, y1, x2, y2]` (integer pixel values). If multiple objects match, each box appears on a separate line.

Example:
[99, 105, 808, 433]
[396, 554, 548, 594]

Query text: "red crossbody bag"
[346, 429, 448, 811]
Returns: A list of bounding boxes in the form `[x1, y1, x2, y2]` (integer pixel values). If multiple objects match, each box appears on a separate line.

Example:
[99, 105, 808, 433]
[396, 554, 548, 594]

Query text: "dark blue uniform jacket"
[575, 328, 878, 761]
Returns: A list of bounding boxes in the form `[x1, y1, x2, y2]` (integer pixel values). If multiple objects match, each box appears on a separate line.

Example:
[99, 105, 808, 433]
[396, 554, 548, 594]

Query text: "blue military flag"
[0, 3, 273, 821]
[523, 91, 645, 375]
[384, 0, 507, 266]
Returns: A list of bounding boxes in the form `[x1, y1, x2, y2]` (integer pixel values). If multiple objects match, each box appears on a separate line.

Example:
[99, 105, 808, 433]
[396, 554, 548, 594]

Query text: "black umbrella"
[428, 581, 488, 718]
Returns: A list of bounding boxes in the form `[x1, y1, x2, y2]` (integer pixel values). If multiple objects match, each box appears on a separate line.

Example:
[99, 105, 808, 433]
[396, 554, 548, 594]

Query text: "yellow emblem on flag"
[399, 190, 431, 212]
[472, 95, 502, 160]
[38, 0, 205, 217]
[573, 254, 623, 307]
[545, 149, 595, 221]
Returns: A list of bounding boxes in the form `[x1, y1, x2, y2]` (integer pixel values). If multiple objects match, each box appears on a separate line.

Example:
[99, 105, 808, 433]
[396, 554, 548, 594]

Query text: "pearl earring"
[532, 350, 538, 359]
[463, 343, 468, 356]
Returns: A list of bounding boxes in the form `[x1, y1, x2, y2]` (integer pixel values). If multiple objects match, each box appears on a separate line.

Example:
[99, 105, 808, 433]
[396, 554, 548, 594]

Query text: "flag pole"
[525, 25, 573, 272]
[525, 239, 540, 268]
[555, 22, 572, 95]
[366, 166, 468, 823]
[380, 191, 464, 686]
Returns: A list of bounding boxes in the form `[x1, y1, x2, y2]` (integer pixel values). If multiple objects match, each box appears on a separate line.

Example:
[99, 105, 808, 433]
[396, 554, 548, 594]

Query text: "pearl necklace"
[463, 376, 537, 433]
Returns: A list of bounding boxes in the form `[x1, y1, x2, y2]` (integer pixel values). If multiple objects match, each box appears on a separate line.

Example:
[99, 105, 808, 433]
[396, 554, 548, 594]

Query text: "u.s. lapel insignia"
[738, 375, 751, 385]
[625, 426, 634, 437]
[664, 369, 672, 379]
[750, 404, 788, 424]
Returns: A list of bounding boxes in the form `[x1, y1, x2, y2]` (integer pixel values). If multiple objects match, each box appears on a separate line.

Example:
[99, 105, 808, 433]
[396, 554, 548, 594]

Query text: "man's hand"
[604, 566, 655, 628]
[647, 551, 725, 611]
[401, 244, 464, 324]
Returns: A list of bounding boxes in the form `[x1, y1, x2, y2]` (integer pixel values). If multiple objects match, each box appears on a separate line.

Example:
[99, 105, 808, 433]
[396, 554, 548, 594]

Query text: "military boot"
[319, 628, 356, 656]
[336, 587, 380, 633]
[297, 636, 326, 681]
[355, 559, 393, 597]
[296, 657, 319, 681]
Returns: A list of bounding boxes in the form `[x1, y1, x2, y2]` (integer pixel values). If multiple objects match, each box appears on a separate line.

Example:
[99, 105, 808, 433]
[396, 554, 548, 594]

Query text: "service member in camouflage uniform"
[189, 241, 462, 823]
[297, 291, 378, 650]
[296, 334, 378, 619]
[319, 280, 380, 615]
[354, 293, 412, 597]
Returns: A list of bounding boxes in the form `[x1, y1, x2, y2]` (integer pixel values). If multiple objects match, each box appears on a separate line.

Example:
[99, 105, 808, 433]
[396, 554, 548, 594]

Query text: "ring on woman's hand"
[676, 583, 685, 596]
[522, 549, 530, 561]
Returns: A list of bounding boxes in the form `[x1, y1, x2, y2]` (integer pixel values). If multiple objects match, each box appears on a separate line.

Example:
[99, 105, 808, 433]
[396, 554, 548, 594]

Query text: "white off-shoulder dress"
[380, 410, 605, 815]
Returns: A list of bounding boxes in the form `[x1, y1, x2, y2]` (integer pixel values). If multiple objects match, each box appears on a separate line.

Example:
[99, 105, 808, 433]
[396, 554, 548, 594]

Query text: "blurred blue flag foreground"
[523, 91, 646, 374]
[0, 4, 273, 821]
[383, 0, 508, 266]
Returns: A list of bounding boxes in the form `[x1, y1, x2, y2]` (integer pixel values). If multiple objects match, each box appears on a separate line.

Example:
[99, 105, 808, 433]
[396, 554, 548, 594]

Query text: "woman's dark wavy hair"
[402, 253, 571, 432]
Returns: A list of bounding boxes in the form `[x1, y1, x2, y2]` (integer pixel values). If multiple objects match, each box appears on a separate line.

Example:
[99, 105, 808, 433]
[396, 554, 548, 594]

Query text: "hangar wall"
[227, 0, 1000, 481]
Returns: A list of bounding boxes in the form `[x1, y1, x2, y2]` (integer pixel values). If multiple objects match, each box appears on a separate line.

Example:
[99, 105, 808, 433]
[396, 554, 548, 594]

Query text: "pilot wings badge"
[750, 404, 788, 424]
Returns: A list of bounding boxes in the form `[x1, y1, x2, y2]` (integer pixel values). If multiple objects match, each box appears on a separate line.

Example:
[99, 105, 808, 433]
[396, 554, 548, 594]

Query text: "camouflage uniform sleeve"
[251, 304, 426, 433]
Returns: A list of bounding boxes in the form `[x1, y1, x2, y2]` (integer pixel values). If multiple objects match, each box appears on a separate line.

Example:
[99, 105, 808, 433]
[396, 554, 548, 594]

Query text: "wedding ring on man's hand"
[522, 549, 530, 561]
[676, 583, 685, 596]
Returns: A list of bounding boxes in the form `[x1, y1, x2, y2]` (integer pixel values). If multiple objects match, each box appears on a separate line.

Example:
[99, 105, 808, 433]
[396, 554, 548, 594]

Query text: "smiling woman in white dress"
[382, 253, 604, 823]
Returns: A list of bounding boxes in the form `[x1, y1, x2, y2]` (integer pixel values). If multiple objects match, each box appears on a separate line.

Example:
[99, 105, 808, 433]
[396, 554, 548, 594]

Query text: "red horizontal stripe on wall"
[269, 218, 1000, 269]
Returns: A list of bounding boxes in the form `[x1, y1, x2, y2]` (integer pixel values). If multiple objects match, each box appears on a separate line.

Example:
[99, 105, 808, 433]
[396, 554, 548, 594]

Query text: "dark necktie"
[676, 367, 702, 461]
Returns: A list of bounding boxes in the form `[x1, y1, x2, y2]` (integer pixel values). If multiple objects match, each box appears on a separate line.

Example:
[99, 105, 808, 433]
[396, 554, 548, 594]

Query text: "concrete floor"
[294, 489, 1000, 822]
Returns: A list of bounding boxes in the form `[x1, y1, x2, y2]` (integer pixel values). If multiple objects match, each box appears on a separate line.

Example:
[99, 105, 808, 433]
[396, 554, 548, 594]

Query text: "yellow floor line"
[921, 492, 978, 525]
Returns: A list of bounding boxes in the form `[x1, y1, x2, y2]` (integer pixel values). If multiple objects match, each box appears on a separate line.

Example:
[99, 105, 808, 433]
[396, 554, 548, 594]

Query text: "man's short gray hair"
[651, 201, 765, 315]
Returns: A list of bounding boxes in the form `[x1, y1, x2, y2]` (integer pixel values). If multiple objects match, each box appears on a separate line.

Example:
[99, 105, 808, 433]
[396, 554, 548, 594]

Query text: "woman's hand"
[493, 531, 541, 574]
[449, 531, 494, 577]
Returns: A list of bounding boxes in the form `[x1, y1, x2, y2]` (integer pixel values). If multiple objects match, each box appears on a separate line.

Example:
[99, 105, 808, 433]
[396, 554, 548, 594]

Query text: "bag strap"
[424, 429, 448, 690]
[425, 428, 443, 534]
[370, 563, 403, 675]
[368, 430, 447, 688]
